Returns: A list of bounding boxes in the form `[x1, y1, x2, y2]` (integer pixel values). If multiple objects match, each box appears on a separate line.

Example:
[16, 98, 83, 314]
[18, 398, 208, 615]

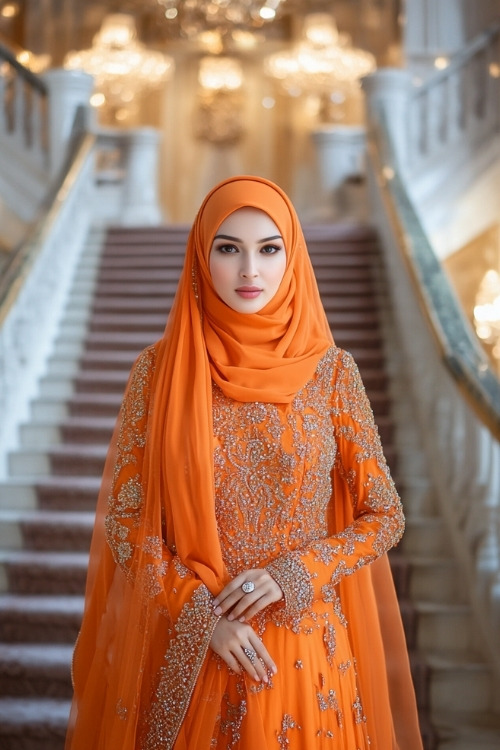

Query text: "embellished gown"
[81, 344, 407, 750]
[172, 345, 405, 749]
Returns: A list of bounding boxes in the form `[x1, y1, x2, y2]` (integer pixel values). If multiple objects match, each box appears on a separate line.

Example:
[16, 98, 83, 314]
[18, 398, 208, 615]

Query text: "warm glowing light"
[262, 96, 276, 109]
[198, 56, 243, 91]
[474, 269, 500, 344]
[259, 7, 276, 20]
[489, 63, 500, 78]
[434, 57, 449, 70]
[90, 92, 106, 107]
[0, 3, 19, 19]
[64, 14, 174, 111]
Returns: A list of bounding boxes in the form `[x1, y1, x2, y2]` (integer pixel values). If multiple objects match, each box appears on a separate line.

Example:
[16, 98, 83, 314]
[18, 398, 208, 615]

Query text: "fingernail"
[272, 665, 278, 674]
[262, 674, 269, 684]
[238, 616, 245, 623]
[254, 673, 260, 682]
[214, 606, 222, 616]
[227, 613, 234, 621]
[212, 599, 219, 607]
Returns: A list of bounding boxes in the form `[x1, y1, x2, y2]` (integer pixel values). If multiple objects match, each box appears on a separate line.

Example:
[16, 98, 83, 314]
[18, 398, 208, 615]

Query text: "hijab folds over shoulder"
[149, 175, 333, 593]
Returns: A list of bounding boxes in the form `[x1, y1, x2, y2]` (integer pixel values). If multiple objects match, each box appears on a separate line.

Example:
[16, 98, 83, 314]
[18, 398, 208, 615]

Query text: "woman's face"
[209, 207, 287, 314]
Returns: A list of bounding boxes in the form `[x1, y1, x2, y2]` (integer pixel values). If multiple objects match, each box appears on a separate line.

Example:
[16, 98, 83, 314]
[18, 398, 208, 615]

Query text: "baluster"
[30, 89, 44, 165]
[0, 71, 5, 136]
[14, 73, 26, 147]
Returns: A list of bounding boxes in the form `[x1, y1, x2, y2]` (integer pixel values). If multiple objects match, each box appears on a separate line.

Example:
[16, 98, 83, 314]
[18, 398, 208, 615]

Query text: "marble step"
[31, 392, 122, 419]
[414, 602, 474, 653]
[0, 551, 88, 595]
[400, 517, 451, 556]
[434, 710, 500, 749]
[0, 595, 83, 643]
[0, 697, 70, 750]
[0, 510, 94, 552]
[9, 445, 107, 477]
[20, 416, 115, 447]
[390, 554, 466, 605]
[0, 477, 100, 512]
[0, 644, 73, 699]
[426, 651, 495, 715]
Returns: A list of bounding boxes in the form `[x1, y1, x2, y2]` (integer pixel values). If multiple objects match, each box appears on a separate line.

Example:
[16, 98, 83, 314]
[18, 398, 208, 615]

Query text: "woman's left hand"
[213, 568, 283, 622]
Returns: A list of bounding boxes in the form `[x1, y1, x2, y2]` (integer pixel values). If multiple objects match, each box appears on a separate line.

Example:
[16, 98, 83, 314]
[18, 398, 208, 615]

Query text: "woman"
[66, 175, 423, 749]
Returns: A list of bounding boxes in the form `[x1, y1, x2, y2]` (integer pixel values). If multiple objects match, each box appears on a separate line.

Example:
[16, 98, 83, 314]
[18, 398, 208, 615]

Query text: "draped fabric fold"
[66, 176, 422, 750]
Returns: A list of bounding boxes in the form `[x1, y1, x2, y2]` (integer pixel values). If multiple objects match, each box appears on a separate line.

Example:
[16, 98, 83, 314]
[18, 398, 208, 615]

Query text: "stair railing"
[363, 45, 500, 692]
[0, 40, 49, 170]
[406, 24, 500, 180]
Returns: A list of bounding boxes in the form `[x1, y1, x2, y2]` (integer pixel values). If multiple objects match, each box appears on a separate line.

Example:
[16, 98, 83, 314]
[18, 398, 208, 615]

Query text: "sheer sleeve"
[103, 343, 219, 625]
[266, 351, 404, 623]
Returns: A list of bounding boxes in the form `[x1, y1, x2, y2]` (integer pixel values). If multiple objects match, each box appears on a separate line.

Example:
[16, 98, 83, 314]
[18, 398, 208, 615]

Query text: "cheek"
[209, 254, 232, 295]
[271, 253, 287, 288]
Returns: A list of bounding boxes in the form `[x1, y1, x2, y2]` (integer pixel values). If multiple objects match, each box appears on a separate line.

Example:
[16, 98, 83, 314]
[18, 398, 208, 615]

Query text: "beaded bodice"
[212, 348, 338, 577]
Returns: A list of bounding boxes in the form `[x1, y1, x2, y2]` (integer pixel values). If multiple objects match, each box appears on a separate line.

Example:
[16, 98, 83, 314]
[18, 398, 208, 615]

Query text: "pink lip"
[235, 286, 262, 299]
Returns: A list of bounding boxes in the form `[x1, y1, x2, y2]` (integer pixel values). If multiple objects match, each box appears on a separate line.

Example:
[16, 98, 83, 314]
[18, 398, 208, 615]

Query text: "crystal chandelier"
[195, 56, 245, 144]
[265, 14, 376, 122]
[156, 0, 287, 37]
[64, 14, 174, 119]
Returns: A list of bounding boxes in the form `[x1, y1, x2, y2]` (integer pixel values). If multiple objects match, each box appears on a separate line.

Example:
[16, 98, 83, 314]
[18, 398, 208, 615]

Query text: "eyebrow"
[213, 233, 283, 243]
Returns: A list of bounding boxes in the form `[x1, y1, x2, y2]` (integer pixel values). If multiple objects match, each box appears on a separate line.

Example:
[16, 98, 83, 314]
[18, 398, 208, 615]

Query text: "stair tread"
[0, 594, 84, 612]
[0, 643, 73, 665]
[0, 550, 88, 564]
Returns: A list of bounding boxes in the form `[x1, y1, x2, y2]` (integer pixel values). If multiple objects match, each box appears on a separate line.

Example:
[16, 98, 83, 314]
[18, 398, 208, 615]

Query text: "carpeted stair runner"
[0, 223, 496, 749]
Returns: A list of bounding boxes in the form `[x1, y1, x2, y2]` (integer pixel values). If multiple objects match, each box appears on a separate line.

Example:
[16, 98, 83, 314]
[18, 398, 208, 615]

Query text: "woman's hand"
[209, 617, 277, 682]
[213, 568, 283, 622]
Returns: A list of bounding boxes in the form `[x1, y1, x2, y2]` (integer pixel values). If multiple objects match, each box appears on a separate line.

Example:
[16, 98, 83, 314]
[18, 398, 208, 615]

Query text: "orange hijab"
[148, 175, 333, 593]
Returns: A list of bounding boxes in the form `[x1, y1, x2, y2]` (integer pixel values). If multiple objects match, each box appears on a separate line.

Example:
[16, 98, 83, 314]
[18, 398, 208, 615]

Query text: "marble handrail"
[365, 127, 500, 681]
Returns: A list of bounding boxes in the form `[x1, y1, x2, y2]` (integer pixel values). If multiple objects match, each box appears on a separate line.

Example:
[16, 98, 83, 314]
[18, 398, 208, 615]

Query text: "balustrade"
[364, 101, 500, 687]
[363, 25, 500, 186]
[0, 42, 49, 170]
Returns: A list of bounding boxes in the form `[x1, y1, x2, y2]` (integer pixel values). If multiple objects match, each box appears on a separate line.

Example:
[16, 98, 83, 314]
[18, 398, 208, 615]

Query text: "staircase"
[0, 223, 498, 749]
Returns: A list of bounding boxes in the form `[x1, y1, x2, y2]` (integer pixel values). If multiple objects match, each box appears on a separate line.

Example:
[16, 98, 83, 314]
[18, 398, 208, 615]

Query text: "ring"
[243, 647, 256, 663]
[241, 581, 255, 594]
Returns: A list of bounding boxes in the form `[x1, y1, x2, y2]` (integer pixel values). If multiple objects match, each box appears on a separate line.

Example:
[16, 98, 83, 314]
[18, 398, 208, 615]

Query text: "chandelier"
[156, 0, 287, 37]
[64, 14, 174, 119]
[195, 56, 245, 144]
[265, 14, 376, 122]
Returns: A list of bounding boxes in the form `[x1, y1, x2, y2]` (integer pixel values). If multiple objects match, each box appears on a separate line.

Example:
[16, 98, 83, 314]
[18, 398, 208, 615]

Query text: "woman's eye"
[261, 244, 281, 254]
[217, 244, 238, 254]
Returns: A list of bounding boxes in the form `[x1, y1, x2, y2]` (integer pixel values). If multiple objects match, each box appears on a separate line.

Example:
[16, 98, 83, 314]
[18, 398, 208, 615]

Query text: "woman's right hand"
[209, 617, 277, 683]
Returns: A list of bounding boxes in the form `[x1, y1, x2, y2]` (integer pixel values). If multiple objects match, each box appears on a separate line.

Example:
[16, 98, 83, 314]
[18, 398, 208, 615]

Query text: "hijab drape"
[152, 175, 333, 592]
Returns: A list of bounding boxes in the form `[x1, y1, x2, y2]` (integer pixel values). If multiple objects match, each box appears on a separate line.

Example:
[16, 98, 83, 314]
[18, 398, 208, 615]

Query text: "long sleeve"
[266, 350, 404, 625]
[104, 343, 219, 625]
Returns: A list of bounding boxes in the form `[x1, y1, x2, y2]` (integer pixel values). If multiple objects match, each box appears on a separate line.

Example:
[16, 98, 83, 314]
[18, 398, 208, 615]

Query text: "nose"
[240, 253, 258, 279]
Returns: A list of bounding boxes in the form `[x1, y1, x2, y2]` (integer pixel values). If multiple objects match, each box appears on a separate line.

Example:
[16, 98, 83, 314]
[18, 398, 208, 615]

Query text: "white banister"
[42, 69, 94, 179]
[365, 126, 500, 689]
[363, 25, 500, 187]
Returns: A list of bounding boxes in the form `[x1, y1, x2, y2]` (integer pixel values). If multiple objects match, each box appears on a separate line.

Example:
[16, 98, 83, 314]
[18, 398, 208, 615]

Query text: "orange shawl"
[66, 175, 422, 750]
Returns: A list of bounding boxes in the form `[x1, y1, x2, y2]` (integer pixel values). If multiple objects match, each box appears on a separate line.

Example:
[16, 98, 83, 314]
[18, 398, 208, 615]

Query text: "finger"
[220, 652, 243, 676]
[251, 636, 278, 677]
[213, 572, 256, 607]
[233, 645, 261, 682]
[214, 588, 248, 616]
[226, 590, 261, 620]
[235, 593, 276, 622]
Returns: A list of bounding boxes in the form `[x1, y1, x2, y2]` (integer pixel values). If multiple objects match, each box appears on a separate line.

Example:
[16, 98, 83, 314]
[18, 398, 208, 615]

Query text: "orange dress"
[173, 345, 403, 749]
[68, 343, 420, 750]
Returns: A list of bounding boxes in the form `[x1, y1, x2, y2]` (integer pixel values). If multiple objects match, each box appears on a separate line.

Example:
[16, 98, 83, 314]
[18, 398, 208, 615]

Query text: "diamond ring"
[243, 647, 257, 663]
[241, 581, 255, 594]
